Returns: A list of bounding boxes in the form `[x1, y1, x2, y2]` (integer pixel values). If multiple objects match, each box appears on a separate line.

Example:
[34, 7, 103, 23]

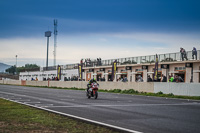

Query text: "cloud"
[0, 31, 200, 67]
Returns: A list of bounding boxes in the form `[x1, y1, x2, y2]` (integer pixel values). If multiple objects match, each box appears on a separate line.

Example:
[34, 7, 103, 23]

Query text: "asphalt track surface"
[0, 85, 200, 133]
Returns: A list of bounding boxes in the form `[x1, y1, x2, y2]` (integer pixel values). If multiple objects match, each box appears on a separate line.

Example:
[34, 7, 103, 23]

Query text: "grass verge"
[0, 98, 119, 133]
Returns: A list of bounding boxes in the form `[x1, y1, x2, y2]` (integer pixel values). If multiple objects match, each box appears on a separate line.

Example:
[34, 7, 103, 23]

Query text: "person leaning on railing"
[192, 47, 197, 60]
[180, 47, 188, 61]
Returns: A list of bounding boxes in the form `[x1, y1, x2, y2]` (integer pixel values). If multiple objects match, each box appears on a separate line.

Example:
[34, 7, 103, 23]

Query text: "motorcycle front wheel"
[95, 91, 98, 99]
[86, 91, 91, 99]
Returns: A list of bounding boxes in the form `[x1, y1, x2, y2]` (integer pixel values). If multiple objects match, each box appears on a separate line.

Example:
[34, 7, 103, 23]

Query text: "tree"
[5, 65, 16, 74]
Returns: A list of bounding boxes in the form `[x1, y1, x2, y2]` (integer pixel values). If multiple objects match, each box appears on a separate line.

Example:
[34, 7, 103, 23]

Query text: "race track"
[0, 85, 200, 133]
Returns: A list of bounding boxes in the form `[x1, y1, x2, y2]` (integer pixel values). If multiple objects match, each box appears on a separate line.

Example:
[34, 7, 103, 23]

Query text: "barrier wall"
[0, 80, 21, 85]
[154, 83, 200, 96]
[98, 82, 154, 93]
[0, 80, 200, 96]
[26, 81, 48, 87]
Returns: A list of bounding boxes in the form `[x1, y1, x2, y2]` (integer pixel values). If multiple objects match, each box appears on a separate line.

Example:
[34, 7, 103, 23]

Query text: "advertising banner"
[111, 60, 117, 81]
[57, 65, 61, 80]
[153, 54, 158, 81]
[78, 64, 83, 80]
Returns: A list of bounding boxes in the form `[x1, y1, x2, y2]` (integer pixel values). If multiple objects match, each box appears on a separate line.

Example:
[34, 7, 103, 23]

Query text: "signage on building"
[126, 66, 132, 70]
[142, 65, 148, 69]
[111, 60, 117, 81]
[78, 64, 83, 80]
[161, 64, 169, 69]
[153, 54, 158, 81]
[89, 69, 94, 72]
[100, 68, 105, 72]
[57, 65, 61, 80]
[108, 70, 112, 72]
[185, 63, 193, 67]
[136, 69, 143, 72]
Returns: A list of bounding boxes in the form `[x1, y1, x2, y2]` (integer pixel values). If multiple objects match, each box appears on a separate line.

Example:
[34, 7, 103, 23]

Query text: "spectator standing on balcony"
[180, 47, 188, 61]
[97, 58, 99, 65]
[192, 47, 197, 60]
[99, 58, 102, 65]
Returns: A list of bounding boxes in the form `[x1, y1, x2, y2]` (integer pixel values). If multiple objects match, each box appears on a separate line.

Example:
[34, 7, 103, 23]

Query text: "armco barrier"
[154, 83, 200, 96]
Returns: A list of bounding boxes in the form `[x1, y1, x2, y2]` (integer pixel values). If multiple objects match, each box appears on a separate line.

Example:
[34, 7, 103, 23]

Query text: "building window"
[136, 69, 143, 72]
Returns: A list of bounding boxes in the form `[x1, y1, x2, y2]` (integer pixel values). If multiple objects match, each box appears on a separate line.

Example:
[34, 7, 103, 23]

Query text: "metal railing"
[83, 50, 200, 67]
[21, 50, 200, 72]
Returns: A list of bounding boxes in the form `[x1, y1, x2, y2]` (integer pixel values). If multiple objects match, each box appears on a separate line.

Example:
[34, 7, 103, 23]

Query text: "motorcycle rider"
[87, 78, 98, 92]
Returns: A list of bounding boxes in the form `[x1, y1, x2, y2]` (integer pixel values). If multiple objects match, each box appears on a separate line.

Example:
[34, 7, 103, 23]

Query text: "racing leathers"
[87, 78, 98, 92]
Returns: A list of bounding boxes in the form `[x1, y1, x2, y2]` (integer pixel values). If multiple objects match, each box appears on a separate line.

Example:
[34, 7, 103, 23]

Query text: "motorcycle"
[86, 82, 99, 99]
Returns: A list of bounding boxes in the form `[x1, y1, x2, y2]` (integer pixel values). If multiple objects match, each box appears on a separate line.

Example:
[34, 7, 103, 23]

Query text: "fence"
[83, 50, 200, 67]
[20, 50, 200, 71]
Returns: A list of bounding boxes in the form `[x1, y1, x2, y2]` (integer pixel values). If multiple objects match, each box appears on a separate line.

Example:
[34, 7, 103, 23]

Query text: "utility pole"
[45, 31, 52, 69]
[54, 19, 58, 66]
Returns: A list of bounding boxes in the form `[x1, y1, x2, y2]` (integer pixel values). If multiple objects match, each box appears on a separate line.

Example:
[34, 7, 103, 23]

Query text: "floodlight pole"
[46, 37, 49, 68]
[45, 31, 52, 70]
[15, 55, 17, 74]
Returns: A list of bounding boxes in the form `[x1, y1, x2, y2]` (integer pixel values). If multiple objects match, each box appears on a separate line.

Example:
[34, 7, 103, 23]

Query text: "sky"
[0, 0, 200, 67]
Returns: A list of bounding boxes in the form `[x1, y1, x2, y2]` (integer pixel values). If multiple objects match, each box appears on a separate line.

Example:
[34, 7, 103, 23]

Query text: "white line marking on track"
[1, 97, 143, 133]
[35, 104, 54, 107]
[8, 98, 22, 100]
[24, 102, 41, 104]
[15, 99, 31, 102]
[43, 103, 200, 108]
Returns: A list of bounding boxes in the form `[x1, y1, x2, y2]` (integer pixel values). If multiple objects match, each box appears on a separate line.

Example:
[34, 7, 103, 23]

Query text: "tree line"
[6, 64, 40, 74]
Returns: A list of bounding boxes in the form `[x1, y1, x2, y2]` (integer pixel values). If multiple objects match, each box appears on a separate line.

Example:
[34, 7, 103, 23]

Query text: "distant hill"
[0, 63, 11, 72]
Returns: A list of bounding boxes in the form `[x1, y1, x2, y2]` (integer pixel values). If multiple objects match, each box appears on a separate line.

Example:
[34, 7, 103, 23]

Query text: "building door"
[157, 72, 162, 82]
[108, 74, 112, 81]
[86, 73, 91, 81]
[135, 72, 143, 81]
[176, 72, 185, 82]
[97, 74, 102, 81]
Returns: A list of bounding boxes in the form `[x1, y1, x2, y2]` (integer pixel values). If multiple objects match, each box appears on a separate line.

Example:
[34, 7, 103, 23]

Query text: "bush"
[157, 91, 163, 95]
[127, 89, 136, 93]
[111, 89, 121, 93]
[168, 93, 174, 96]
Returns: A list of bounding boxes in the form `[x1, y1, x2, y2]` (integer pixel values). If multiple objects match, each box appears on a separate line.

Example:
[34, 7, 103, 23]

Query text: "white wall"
[154, 83, 200, 96]
[19, 69, 78, 81]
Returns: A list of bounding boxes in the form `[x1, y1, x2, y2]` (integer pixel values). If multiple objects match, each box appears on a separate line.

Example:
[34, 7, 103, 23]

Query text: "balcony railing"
[83, 50, 200, 67]
[21, 50, 200, 72]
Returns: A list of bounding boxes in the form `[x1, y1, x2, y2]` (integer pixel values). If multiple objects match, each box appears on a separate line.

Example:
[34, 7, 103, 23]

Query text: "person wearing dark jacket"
[180, 47, 188, 61]
[173, 75, 184, 83]
[147, 75, 152, 82]
[87, 78, 98, 92]
[192, 47, 197, 60]
[162, 74, 167, 82]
